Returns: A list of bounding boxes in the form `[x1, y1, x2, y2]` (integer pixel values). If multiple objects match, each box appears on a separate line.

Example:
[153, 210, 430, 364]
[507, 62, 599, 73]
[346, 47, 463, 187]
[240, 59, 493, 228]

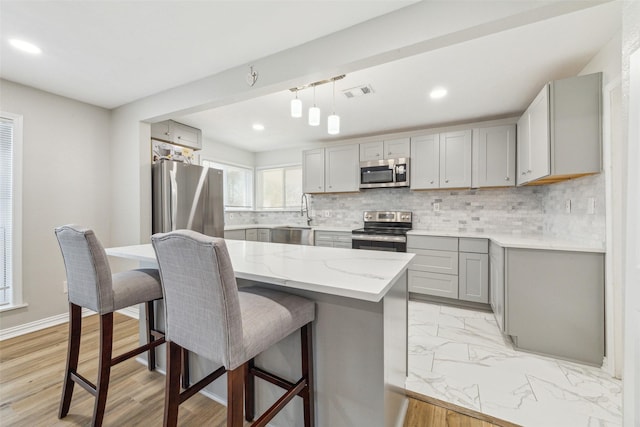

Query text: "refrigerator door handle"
[169, 166, 178, 231]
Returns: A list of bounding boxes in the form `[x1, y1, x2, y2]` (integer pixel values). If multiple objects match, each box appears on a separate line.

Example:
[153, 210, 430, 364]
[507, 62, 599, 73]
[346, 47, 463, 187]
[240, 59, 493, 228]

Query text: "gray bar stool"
[151, 230, 316, 427]
[55, 225, 166, 427]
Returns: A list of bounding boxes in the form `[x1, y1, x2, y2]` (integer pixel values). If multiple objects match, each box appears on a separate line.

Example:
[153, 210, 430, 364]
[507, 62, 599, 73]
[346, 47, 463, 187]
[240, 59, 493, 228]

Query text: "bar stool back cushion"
[56, 225, 162, 314]
[152, 230, 315, 370]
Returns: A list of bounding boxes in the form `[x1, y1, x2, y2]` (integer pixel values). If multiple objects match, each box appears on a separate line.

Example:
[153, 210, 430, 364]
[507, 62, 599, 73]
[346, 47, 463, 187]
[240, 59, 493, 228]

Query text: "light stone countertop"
[407, 229, 605, 253]
[224, 224, 354, 233]
[106, 240, 414, 303]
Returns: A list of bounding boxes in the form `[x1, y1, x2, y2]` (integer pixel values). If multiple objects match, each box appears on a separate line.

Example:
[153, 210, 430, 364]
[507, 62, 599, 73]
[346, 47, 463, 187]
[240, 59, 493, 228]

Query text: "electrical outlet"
[324, 210, 331, 218]
[433, 202, 440, 212]
[63, 280, 68, 294]
[587, 198, 596, 214]
[565, 200, 571, 214]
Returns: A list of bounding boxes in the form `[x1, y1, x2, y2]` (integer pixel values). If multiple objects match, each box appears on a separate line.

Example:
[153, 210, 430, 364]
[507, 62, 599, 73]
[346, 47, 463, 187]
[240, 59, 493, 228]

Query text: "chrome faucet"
[301, 193, 312, 226]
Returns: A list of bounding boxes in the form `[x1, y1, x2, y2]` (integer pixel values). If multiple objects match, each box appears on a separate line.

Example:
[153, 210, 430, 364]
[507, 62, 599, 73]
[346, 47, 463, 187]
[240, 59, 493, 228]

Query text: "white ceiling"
[1, 1, 621, 153]
[0, 0, 416, 108]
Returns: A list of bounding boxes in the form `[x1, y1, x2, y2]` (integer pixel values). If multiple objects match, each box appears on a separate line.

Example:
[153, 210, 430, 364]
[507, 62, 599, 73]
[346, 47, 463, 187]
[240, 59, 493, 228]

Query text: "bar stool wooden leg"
[93, 312, 114, 427]
[164, 341, 182, 427]
[181, 348, 190, 389]
[59, 303, 82, 418]
[145, 301, 156, 371]
[227, 365, 245, 427]
[244, 358, 255, 422]
[302, 323, 314, 427]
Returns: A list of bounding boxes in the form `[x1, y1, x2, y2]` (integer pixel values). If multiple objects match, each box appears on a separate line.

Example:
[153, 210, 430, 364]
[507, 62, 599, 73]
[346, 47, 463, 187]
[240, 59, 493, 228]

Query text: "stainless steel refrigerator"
[152, 159, 224, 237]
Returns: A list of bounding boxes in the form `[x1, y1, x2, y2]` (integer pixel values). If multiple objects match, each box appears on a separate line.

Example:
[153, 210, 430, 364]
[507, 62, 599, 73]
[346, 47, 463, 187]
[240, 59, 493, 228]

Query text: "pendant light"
[290, 89, 302, 118]
[327, 79, 340, 135]
[308, 85, 320, 126]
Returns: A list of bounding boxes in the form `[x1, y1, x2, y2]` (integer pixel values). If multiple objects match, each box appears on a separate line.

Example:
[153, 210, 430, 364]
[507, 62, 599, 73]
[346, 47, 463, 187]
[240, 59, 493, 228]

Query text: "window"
[202, 160, 253, 210]
[1, 113, 23, 309]
[256, 166, 302, 210]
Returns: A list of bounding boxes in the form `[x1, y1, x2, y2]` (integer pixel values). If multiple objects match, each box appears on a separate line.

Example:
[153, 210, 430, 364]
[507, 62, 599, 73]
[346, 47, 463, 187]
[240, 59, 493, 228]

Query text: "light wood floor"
[0, 313, 506, 427]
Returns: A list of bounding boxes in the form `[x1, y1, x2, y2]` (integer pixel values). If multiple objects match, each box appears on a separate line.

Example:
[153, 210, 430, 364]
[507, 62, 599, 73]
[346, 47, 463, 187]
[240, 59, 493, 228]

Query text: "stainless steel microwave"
[359, 158, 410, 189]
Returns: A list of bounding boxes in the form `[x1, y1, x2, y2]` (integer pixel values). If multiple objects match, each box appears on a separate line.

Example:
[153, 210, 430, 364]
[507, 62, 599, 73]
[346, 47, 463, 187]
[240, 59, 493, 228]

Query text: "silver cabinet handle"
[505, 177, 510, 181]
[445, 179, 449, 183]
[430, 180, 434, 184]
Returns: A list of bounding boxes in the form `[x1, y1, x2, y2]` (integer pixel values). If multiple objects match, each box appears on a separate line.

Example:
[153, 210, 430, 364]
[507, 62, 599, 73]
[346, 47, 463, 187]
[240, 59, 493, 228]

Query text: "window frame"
[255, 163, 303, 211]
[201, 159, 254, 211]
[0, 112, 25, 312]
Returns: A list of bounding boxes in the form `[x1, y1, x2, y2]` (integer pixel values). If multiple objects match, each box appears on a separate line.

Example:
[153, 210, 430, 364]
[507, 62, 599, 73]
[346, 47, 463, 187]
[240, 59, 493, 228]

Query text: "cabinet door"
[325, 145, 359, 192]
[245, 229, 258, 241]
[409, 270, 458, 299]
[171, 122, 202, 149]
[410, 134, 440, 189]
[257, 229, 270, 242]
[224, 229, 245, 240]
[360, 141, 384, 162]
[459, 252, 489, 304]
[440, 130, 472, 188]
[302, 149, 325, 193]
[516, 113, 531, 185]
[384, 138, 411, 159]
[474, 125, 516, 187]
[528, 85, 551, 182]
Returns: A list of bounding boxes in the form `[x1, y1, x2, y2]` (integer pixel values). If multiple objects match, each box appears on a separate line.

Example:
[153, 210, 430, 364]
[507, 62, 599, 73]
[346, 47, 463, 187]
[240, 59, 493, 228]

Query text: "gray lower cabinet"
[245, 228, 271, 242]
[459, 252, 489, 303]
[315, 231, 352, 248]
[489, 241, 505, 332]
[224, 229, 246, 240]
[505, 248, 604, 365]
[407, 236, 488, 303]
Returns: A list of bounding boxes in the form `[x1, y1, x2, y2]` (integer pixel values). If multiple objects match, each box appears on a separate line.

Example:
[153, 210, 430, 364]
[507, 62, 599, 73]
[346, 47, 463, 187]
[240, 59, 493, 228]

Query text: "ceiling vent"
[342, 84, 375, 99]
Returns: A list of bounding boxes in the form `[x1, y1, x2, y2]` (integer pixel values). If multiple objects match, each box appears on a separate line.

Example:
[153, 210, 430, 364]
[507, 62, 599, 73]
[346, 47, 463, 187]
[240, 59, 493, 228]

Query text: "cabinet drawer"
[407, 235, 458, 251]
[409, 249, 458, 275]
[409, 270, 458, 299]
[459, 238, 488, 254]
[245, 229, 258, 241]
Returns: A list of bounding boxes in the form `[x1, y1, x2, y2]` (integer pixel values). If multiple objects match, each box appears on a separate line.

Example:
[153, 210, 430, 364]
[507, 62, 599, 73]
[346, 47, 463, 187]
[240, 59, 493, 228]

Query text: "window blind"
[0, 117, 14, 306]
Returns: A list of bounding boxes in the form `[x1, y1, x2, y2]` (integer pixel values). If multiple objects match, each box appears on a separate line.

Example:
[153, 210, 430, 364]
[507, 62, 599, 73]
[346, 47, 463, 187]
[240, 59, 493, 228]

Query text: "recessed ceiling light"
[429, 87, 448, 99]
[9, 39, 42, 55]
[252, 123, 265, 131]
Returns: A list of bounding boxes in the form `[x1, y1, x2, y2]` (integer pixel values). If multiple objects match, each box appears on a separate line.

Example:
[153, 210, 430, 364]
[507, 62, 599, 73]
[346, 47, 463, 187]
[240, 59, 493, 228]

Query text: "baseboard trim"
[0, 306, 140, 341]
[0, 308, 93, 341]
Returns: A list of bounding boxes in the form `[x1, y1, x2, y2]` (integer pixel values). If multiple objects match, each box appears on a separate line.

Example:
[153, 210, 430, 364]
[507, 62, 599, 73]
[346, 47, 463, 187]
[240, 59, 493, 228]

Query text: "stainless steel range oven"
[352, 211, 412, 252]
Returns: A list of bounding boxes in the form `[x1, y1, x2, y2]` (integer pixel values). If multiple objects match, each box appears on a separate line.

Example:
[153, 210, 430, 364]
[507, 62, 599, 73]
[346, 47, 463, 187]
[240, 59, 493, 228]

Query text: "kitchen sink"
[270, 226, 314, 246]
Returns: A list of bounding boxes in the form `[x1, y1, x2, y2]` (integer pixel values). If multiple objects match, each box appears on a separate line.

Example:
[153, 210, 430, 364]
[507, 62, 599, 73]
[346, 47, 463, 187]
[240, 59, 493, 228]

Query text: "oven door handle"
[351, 234, 407, 243]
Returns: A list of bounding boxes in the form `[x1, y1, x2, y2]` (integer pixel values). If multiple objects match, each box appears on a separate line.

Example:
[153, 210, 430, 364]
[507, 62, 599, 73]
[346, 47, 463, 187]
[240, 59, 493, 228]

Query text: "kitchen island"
[106, 240, 414, 427]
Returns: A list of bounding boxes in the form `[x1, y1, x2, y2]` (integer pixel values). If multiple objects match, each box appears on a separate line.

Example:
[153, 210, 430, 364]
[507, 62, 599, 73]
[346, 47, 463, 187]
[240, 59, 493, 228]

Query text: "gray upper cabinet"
[411, 130, 471, 190]
[517, 72, 602, 186]
[151, 120, 202, 150]
[472, 125, 516, 188]
[410, 133, 440, 189]
[325, 144, 359, 192]
[302, 148, 325, 193]
[360, 138, 410, 161]
[303, 145, 359, 194]
[440, 130, 472, 188]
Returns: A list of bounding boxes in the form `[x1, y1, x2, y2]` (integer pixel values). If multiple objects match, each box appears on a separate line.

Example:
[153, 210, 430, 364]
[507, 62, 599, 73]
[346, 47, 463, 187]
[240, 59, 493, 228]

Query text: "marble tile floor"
[405, 300, 623, 427]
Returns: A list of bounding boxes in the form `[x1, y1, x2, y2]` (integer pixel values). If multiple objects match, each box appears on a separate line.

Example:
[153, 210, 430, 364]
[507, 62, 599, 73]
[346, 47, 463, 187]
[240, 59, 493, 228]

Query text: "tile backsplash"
[224, 174, 605, 246]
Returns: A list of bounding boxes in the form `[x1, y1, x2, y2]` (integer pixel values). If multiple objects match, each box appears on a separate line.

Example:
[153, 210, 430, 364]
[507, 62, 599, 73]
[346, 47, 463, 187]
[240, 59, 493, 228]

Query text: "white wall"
[0, 79, 111, 330]
[200, 137, 255, 167]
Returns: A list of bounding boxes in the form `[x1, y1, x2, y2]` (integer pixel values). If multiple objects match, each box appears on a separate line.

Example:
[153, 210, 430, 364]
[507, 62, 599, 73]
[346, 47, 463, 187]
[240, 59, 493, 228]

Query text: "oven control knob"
[365, 214, 373, 220]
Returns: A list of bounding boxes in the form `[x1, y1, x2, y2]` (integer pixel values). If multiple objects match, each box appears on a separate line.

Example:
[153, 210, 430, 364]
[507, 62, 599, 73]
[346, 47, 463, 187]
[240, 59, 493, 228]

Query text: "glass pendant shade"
[291, 98, 302, 118]
[328, 114, 340, 135]
[308, 106, 320, 126]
